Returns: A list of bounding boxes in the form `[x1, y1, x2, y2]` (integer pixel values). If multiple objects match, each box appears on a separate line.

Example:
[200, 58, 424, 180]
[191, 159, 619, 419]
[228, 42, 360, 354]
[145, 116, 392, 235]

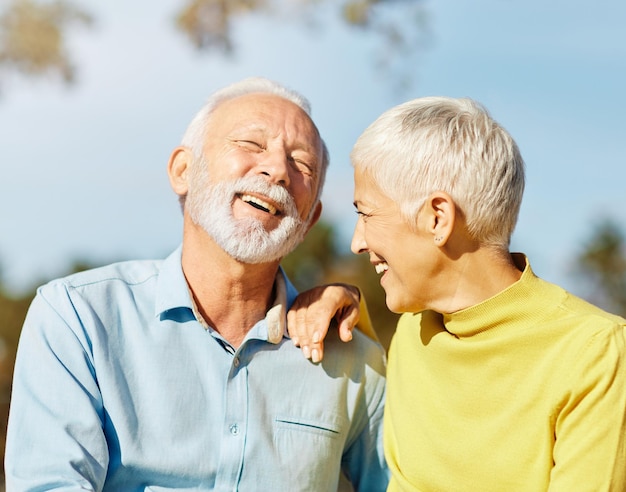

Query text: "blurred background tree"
[573, 219, 626, 315]
[0, 0, 93, 87]
[0, 0, 427, 92]
[0, 282, 35, 481]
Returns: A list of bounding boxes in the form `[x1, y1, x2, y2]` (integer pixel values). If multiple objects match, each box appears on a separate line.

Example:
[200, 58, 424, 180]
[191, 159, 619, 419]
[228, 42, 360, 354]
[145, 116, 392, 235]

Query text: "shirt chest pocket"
[275, 414, 343, 437]
[273, 413, 347, 486]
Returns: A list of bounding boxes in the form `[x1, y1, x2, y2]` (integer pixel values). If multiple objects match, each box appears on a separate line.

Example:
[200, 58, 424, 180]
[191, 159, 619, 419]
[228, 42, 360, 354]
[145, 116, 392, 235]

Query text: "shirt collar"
[154, 245, 194, 317]
[154, 245, 298, 345]
[265, 270, 288, 343]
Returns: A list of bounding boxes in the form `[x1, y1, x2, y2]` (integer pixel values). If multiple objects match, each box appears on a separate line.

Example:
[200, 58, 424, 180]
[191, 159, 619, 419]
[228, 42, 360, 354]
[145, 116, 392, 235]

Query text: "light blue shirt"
[5, 247, 388, 491]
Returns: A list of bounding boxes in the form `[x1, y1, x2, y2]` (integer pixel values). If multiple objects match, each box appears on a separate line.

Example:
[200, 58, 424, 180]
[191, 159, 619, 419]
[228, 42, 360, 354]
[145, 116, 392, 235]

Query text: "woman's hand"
[287, 283, 361, 363]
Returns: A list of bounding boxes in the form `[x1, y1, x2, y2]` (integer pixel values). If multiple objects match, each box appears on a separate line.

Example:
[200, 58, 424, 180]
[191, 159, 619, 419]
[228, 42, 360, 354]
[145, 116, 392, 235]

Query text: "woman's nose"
[351, 218, 368, 254]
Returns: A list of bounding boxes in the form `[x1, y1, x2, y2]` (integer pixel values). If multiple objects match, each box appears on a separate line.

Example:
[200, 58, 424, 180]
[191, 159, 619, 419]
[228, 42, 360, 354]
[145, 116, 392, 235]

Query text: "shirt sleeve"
[340, 335, 390, 491]
[4, 282, 109, 491]
[550, 323, 626, 491]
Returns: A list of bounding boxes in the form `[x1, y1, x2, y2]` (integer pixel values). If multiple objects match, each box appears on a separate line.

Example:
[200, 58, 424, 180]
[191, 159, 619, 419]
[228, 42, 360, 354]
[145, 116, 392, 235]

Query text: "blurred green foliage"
[574, 218, 626, 315]
[0, 0, 427, 93]
[0, 0, 93, 85]
[0, 285, 34, 479]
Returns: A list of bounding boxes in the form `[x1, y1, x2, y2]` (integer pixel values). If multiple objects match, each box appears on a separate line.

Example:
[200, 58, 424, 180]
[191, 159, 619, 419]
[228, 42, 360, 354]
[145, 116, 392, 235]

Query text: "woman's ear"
[167, 147, 193, 196]
[426, 191, 455, 246]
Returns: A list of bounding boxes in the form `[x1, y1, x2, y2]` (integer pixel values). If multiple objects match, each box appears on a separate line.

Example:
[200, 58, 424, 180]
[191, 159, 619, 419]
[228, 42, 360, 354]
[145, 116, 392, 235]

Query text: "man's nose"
[257, 150, 290, 186]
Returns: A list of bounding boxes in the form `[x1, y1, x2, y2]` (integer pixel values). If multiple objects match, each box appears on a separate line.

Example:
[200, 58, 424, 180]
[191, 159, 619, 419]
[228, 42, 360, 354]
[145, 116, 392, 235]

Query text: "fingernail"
[302, 345, 311, 359]
[312, 332, 320, 344]
[291, 337, 299, 346]
[312, 349, 320, 363]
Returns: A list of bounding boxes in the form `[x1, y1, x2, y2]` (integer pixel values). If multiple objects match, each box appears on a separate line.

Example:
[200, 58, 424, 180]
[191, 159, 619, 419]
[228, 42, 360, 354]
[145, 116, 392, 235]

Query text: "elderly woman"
[289, 96, 626, 491]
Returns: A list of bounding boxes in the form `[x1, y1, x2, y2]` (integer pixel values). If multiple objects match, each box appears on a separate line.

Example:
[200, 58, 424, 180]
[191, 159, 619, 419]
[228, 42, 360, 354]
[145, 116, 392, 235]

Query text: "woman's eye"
[355, 210, 371, 221]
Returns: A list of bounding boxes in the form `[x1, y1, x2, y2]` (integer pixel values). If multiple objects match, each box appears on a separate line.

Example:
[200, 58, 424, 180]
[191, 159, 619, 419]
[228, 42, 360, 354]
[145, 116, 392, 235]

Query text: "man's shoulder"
[320, 326, 387, 376]
[45, 259, 163, 291]
[350, 327, 386, 353]
[35, 259, 165, 307]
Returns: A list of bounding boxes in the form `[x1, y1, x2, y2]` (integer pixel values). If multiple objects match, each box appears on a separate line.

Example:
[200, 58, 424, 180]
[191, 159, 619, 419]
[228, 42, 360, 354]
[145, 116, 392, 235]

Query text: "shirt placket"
[214, 350, 248, 491]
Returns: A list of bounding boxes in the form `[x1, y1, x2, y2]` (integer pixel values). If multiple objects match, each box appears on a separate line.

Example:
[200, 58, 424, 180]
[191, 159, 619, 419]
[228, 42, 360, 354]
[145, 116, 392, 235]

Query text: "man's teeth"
[241, 194, 278, 215]
[374, 263, 388, 274]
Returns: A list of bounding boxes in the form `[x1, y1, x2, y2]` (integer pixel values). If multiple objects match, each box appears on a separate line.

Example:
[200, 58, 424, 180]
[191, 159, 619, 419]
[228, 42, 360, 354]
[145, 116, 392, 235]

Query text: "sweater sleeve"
[549, 323, 626, 491]
[354, 290, 380, 343]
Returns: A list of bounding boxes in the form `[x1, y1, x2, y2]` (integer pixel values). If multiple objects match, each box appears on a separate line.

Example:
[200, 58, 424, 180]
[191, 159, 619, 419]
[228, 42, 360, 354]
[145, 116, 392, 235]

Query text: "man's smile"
[239, 193, 280, 216]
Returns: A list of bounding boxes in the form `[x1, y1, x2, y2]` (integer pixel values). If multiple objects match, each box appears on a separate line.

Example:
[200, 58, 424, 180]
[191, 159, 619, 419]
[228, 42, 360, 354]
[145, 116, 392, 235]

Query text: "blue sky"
[1, 0, 625, 299]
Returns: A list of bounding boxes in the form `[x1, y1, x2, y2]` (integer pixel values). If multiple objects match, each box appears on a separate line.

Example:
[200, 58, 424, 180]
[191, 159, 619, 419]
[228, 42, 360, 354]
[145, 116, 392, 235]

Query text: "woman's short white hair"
[351, 96, 525, 249]
[180, 77, 329, 207]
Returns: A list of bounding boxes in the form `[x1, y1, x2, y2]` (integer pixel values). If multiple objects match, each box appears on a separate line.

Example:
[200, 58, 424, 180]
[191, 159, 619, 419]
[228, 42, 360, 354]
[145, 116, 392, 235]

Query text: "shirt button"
[229, 424, 240, 436]
[233, 357, 240, 367]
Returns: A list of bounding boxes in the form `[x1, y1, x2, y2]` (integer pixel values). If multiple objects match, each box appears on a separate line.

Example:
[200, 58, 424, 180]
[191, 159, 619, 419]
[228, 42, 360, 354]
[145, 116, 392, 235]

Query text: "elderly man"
[5, 78, 388, 491]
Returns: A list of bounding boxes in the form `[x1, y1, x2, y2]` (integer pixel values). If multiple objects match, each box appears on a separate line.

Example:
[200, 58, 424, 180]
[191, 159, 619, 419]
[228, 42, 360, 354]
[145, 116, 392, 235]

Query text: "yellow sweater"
[385, 256, 626, 491]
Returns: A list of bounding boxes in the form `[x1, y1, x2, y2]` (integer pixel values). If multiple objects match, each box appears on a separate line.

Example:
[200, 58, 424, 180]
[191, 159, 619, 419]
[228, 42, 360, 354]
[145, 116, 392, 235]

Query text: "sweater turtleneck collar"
[441, 253, 567, 339]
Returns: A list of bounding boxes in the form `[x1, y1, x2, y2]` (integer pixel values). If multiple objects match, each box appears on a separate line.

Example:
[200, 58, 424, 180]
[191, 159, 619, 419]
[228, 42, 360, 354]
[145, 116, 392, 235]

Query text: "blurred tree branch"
[0, 0, 428, 93]
[574, 218, 626, 315]
[175, 0, 429, 90]
[175, 0, 267, 53]
[0, 0, 93, 86]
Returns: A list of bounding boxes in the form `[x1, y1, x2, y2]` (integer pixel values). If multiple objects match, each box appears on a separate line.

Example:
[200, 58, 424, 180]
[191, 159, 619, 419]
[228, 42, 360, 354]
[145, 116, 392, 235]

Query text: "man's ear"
[304, 201, 323, 235]
[425, 191, 455, 246]
[167, 147, 193, 196]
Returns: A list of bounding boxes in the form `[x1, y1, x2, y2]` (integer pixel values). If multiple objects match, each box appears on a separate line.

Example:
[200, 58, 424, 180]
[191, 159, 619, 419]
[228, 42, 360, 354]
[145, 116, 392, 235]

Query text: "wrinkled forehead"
[212, 93, 320, 138]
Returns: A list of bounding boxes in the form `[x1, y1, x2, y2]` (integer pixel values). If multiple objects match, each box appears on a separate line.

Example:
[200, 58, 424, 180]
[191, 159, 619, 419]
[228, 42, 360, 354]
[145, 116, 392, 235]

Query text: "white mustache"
[227, 176, 299, 219]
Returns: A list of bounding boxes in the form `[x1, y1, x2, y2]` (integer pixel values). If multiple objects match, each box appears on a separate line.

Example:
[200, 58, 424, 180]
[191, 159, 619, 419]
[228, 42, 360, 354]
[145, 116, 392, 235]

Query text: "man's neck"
[181, 228, 281, 348]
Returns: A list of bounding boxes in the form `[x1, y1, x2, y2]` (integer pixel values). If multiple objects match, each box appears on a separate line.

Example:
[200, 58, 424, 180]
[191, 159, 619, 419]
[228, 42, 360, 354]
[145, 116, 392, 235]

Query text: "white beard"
[186, 162, 309, 264]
